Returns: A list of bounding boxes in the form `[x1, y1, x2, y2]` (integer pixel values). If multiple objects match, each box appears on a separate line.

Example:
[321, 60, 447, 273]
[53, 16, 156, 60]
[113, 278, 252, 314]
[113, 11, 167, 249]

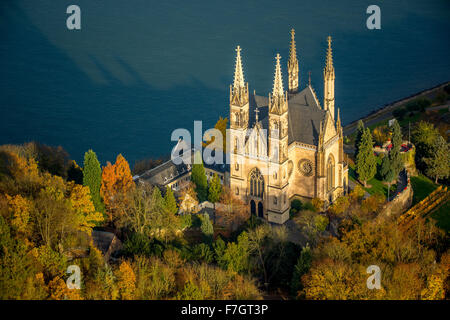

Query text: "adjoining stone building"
[228, 30, 348, 224]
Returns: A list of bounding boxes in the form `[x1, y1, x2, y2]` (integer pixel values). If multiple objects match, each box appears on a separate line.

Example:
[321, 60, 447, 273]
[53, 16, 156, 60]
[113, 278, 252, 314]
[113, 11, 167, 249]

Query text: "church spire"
[325, 36, 334, 73]
[230, 45, 249, 107]
[233, 45, 245, 89]
[269, 53, 288, 115]
[323, 36, 335, 119]
[288, 28, 299, 93]
[273, 53, 284, 97]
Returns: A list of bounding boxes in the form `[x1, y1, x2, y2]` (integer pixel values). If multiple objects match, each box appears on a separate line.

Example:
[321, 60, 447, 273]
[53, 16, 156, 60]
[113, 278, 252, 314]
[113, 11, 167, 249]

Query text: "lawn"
[410, 175, 438, 205]
[410, 175, 449, 233]
[348, 162, 393, 198]
[430, 201, 450, 233]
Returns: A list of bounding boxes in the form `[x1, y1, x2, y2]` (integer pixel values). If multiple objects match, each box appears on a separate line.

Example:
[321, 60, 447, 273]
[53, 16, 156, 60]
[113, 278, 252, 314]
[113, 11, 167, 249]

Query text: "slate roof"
[136, 147, 228, 187]
[249, 86, 326, 146]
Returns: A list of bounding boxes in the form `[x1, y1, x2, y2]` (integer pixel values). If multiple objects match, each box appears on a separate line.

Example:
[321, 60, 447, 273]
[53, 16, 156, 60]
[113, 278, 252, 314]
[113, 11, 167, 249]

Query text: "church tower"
[230, 45, 249, 131]
[229, 46, 249, 157]
[288, 29, 299, 93]
[229, 46, 249, 199]
[323, 36, 335, 119]
[267, 54, 290, 224]
[269, 54, 289, 164]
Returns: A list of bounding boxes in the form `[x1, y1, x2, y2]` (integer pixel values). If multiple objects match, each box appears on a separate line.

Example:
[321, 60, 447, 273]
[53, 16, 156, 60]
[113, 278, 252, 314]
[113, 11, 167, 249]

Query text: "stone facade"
[228, 31, 348, 224]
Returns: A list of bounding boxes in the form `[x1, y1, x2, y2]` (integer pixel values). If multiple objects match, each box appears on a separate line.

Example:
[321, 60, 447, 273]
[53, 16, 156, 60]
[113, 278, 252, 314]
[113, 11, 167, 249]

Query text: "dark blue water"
[1, 0, 449, 165]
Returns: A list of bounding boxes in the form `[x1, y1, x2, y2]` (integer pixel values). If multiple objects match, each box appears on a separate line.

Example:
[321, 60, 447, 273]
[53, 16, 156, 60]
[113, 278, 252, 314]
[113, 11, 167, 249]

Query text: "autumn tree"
[328, 196, 350, 217]
[204, 117, 228, 152]
[115, 260, 136, 300]
[215, 186, 249, 229]
[83, 150, 105, 214]
[69, 183, 104, 233]
[356, 128, 377, 187]
[101, 154, 135, 223]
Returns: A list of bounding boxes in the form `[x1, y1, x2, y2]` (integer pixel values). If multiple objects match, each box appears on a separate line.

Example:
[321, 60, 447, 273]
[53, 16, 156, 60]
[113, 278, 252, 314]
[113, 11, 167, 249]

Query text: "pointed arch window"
[249, 168, 264, 198]
[327, 155, 335, 192]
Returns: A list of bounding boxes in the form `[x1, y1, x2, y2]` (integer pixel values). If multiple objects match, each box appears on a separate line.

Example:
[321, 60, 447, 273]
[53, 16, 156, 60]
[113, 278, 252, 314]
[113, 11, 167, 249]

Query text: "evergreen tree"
[354, 120, 365, 158]
[191, 151, 208, 202]
[208, 174, 222, 204]
[200, 213, 214, 242]
[356, 128, 377, 187]
[208, 173, 222, 224]
[83, 150, 105, 214]
[290, 245, 312, 297]
[380, 156, 396, 200]
[424, 135, 450, 183]
[389, 120, 403, 177]
[164, 186, 178, 215]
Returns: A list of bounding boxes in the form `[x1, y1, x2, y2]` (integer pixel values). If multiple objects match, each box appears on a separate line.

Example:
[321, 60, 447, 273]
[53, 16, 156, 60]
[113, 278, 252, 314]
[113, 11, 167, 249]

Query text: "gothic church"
[229, 29, 348, 224]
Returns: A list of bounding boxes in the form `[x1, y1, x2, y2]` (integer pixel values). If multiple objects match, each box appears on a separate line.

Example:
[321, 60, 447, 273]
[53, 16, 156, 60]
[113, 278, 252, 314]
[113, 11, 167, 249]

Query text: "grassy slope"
[410, 175, 449, 232]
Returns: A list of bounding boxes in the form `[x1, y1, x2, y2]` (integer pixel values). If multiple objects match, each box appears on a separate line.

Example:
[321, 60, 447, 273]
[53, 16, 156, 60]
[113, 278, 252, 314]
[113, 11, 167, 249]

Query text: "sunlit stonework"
[229, 30, 348, 224]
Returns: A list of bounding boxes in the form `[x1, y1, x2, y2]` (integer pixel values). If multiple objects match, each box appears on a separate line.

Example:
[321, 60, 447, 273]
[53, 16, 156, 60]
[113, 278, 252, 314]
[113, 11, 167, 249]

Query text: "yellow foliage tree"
[69, 183, 104, 233]
[48, 276, 83, 300]
[6, 194, 32, 234]
[115, 260, 136, 300]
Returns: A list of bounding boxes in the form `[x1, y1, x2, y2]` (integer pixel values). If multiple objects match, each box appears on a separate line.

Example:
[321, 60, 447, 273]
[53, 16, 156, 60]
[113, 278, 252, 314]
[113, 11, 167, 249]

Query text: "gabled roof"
[248, 86, 327, 146]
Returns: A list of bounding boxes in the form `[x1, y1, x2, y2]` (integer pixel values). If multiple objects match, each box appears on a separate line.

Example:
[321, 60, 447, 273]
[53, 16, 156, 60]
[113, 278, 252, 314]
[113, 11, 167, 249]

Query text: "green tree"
[411, 121, 440, 172]
[356, 128, 377, 187]
[82, 150, 105, 214]
[290, 245, 312, 297]
[200, 213, 214, 241]
[389, 120, 403, 177]
[354, 120, 365, 157]
[208, 173, 222, 223]
[424, 135, 450, 183]
[163, 186, 178, 215]
[208, 173, 222, 204]
[191, 151, 208, 202]
[380, 156, 396, 199]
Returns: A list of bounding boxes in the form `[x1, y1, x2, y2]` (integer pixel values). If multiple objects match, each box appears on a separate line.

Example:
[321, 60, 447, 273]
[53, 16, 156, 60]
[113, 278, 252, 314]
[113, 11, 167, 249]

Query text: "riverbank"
[343, 81, 450, 136]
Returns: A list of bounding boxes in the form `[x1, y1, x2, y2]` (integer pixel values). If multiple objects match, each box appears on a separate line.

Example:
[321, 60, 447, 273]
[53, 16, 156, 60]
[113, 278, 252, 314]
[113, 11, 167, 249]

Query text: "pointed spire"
[272, 53, 284, 97]
[289, 29, 297, 66]
[233, 45, 245, 89]
[325, 36, 334, 73]
[288, 29, 299, 93]
[308, 71, 312, 87]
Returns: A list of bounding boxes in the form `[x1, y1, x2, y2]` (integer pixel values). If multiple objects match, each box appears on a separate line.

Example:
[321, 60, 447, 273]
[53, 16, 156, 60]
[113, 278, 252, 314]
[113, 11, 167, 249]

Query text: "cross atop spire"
[254, 107, 259, 123]
[325, 36, 334, 72]
[272, 53, 284, 97]
[233, 45, 245, 89]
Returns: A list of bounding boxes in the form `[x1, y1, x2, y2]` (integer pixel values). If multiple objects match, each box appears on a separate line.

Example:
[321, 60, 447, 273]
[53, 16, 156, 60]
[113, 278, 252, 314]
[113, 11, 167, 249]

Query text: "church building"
[228, 30, 348, 224]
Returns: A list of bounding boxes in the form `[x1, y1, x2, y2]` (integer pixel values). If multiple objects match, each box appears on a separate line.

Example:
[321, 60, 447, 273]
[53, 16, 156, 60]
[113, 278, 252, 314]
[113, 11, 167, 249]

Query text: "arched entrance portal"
[257, 202, 263, 218]
[250, 200, 256, 216]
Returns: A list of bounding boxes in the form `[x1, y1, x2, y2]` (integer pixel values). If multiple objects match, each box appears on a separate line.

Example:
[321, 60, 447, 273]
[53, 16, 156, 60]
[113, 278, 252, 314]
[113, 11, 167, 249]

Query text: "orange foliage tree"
[115, 260, 136, 300]
[100, 154, 135, 222]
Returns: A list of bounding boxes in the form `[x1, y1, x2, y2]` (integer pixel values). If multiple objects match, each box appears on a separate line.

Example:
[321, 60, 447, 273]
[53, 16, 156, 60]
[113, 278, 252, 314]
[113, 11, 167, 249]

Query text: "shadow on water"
[0, 2, 227, 165]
